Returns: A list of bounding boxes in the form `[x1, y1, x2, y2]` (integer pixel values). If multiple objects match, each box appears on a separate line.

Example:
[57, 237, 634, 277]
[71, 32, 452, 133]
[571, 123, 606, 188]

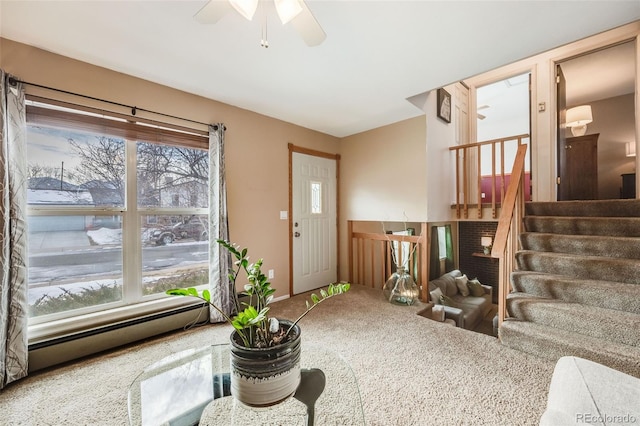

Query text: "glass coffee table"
[128, 343, 364, 425]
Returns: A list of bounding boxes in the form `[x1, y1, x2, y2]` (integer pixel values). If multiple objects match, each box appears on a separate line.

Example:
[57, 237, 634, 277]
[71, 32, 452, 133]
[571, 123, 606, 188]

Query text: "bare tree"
[69, 138, 208, 207]
[137, 143, 208, 207]
[28, 163, 44, 179]
[70, 137, 125, 196]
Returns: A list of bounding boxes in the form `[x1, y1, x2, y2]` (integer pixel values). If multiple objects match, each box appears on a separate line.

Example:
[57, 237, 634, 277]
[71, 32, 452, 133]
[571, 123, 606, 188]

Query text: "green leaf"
[320, 289, 328, 298]
[202, 289, 211, 302]
[187, 288, 198, 297]
[166, 288, 190, 296]
[311, 293, 320, 304]
[249, 307, 269, 325]
[327, 284, 334, 296]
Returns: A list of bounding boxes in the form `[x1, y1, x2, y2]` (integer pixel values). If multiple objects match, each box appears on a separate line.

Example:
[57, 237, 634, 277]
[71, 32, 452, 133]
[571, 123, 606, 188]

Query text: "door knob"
[294, 232, 301, 238]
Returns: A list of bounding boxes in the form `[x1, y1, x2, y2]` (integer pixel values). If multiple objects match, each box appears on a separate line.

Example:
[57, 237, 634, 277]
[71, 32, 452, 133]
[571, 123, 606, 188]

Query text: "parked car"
[173, 218, 208, 241]
[148, 227, 175, 246]
[147, 217, 208, 246]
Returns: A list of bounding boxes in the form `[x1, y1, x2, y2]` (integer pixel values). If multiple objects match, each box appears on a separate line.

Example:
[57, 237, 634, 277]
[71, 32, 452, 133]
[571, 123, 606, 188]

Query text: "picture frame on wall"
[437, 88, 451, 123]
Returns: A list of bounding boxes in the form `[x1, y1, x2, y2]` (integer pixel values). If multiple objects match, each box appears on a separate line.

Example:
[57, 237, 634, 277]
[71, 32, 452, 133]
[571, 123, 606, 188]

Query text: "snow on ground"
[28, 277, 121, 304]
[28, 189, 93, 205]
[28, 275, 168, 304]
[87, 227, 122, 245]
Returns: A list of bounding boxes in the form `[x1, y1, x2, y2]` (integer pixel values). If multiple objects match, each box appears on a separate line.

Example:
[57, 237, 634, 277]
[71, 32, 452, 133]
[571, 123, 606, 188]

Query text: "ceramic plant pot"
[229, 319, 302, 407]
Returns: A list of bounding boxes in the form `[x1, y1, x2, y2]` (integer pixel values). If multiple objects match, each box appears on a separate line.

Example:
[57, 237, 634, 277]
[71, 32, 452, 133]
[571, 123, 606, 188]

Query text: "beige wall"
[340, 116, 427, 221]
[339, 116, 426, 279]
[0, 38, 340, 298]
[424, 85, 459, 222]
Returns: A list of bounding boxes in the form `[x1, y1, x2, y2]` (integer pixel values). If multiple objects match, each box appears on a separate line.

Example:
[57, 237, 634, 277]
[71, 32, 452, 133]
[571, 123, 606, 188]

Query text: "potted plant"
[166, 239, 350, 406]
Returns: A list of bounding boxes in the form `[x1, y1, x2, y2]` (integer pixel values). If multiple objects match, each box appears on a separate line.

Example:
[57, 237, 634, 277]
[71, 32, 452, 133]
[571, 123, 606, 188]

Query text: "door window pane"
[311, 181, 322, 214]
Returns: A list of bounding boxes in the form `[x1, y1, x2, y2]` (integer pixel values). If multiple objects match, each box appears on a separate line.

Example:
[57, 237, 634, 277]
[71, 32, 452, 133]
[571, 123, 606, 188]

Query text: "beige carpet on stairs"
[0, 285, 556, 425]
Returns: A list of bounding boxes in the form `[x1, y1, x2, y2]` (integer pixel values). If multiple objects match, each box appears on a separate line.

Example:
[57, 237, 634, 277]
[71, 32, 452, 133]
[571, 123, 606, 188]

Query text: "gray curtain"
[0, 71, 28, 389]
[208, 124, 234, 322]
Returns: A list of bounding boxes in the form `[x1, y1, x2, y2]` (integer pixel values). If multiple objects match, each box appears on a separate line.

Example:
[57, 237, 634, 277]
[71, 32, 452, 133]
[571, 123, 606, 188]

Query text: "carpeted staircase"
[499, 199, 640, 377]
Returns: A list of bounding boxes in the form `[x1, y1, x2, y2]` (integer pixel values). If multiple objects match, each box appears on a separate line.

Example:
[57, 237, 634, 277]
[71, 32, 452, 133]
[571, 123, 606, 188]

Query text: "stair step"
[516, 251, 640, 285]
[499, 320, 640, 378]
[506, 293, 640, 346]
[526, 199, 640, 218]
[511, 271, 640, 315]
[519, 232, 640, 259]
[523, 216, 640, 237]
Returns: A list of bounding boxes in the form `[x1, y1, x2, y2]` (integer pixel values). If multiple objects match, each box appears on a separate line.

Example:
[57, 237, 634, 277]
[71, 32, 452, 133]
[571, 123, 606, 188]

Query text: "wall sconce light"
[626, 142, 636, 157]
[566, 105, 593, 137]
[481, 236, 493, 255]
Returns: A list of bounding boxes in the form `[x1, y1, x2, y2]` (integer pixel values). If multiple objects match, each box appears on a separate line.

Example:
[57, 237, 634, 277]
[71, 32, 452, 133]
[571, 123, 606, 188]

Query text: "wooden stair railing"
[449, 134, 529, 219]
[490, 143, 528, 327]
[348, 222, 429, 301]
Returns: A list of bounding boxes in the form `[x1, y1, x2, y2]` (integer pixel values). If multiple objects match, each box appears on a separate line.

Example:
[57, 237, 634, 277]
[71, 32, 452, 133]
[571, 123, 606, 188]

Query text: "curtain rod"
[7, 77, 226, 131]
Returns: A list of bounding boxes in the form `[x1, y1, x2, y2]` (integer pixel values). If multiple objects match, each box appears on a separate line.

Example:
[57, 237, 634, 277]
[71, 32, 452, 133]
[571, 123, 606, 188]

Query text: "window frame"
[25, 96, 211, 340]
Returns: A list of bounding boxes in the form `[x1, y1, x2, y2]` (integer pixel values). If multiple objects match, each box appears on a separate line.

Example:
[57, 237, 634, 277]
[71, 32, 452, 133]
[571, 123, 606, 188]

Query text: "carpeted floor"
[0, 285, 555, 425]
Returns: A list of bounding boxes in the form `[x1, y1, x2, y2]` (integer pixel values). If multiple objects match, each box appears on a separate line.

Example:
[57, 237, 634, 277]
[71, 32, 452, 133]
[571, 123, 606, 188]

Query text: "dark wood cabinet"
[621, 173, 636, 199]
[559, 134, 599, 200]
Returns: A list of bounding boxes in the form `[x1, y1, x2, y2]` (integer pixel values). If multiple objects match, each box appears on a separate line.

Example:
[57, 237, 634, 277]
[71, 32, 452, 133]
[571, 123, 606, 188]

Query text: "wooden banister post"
[421, 222, 429, 301]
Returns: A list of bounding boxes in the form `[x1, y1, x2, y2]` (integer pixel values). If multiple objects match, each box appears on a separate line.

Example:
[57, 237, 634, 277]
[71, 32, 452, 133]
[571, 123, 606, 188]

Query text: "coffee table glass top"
[128, 343, 364, 425]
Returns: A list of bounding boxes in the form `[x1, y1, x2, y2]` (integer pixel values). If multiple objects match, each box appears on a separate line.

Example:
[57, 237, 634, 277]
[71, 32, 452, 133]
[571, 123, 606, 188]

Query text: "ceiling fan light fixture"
[229, 0, 259, 20]
[274, 0, 303, 24]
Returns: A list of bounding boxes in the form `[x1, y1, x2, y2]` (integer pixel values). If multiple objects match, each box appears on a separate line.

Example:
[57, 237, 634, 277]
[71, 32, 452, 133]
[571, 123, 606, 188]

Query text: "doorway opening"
[556, 40, 637, 200]
[475, 72, 532, 203]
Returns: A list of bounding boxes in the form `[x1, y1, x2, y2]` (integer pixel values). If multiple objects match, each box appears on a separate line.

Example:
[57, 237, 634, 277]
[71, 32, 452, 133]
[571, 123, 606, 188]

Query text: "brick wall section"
[459, 221, 499, 303]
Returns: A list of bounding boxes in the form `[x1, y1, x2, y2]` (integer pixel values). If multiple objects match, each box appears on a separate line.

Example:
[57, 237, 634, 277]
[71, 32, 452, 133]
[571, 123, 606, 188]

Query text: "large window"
[26, 100, 209, 323]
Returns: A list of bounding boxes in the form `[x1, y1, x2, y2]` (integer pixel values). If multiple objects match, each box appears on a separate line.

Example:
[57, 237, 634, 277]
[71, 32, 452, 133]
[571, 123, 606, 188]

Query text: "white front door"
[292, 152, 337, 294]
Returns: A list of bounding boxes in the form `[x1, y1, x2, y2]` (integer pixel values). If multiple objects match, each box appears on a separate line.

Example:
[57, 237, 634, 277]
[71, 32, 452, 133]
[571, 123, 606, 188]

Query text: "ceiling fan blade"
[194, 0, 231, 24]
[290, 1, 326, 47]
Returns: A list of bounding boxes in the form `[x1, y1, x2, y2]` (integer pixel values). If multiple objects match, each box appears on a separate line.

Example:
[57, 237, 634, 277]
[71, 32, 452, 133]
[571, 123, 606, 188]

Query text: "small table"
[128, 343, 364, 425]
[417, 304, 457, 327]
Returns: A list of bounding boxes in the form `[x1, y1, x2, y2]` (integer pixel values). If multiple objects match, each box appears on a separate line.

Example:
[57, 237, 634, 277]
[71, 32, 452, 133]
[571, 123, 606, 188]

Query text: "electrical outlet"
[268, 269, 275, 279]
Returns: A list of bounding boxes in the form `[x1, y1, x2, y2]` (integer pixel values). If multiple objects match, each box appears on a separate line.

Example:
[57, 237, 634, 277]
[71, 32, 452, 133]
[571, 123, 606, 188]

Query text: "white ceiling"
[1, 1, 638, 137]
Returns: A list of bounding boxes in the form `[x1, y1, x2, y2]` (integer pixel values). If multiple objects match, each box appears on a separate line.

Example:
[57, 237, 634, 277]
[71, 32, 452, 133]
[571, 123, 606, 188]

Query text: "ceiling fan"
[477, 104, 490, 120]
[195, 0, 326, 47]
